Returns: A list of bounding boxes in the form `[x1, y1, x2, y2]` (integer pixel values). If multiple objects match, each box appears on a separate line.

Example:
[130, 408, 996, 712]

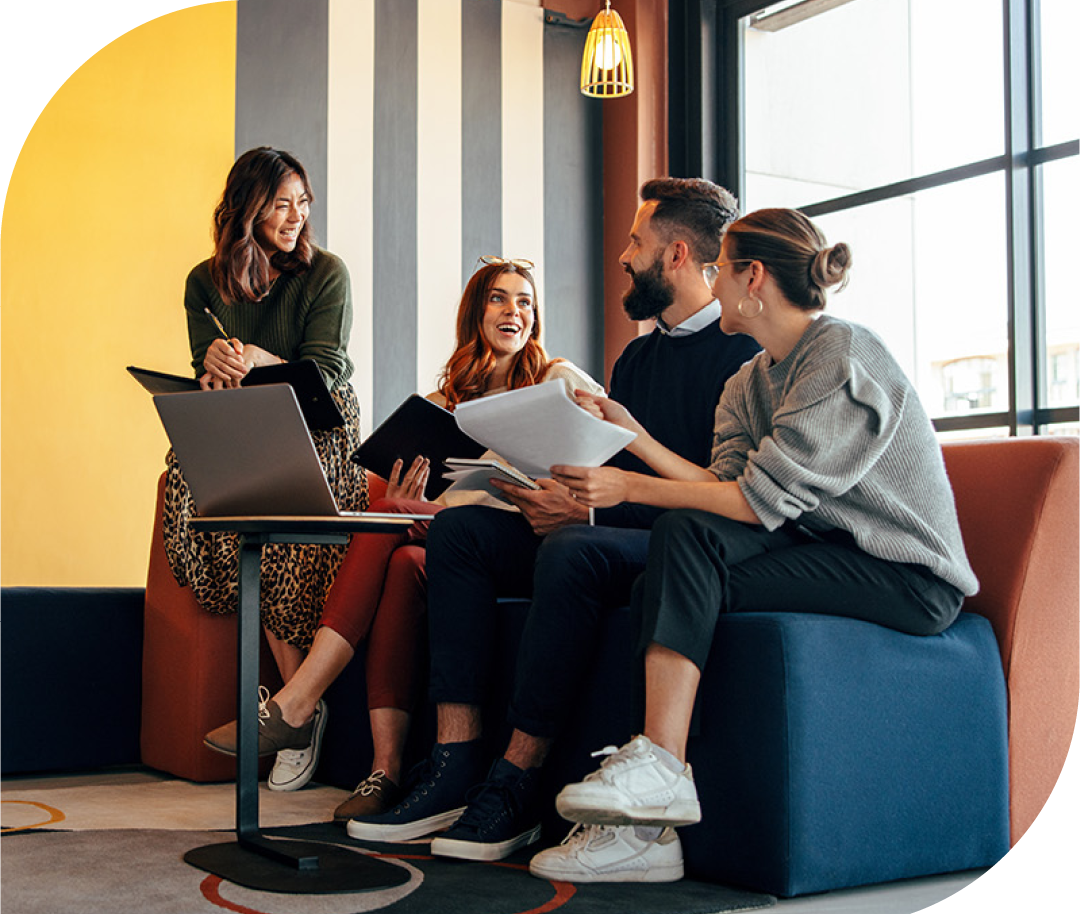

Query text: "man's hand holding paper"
[491, 477, 591, 535]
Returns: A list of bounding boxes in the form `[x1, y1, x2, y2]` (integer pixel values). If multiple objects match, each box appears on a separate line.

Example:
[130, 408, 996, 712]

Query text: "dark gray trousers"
[635, 509, 964, 671]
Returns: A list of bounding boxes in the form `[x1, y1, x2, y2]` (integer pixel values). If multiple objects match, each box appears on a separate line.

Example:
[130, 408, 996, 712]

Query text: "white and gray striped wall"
[235, 0, 604, 427]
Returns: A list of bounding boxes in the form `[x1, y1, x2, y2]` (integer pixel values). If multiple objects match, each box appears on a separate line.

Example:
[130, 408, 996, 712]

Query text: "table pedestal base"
[184, 836, 410, 894]
[182, 518, 424, 895]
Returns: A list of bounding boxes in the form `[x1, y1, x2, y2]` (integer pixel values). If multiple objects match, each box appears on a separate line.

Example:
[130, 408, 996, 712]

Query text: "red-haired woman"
[204, 258, 604, 809]
[164, 146, 368, 766]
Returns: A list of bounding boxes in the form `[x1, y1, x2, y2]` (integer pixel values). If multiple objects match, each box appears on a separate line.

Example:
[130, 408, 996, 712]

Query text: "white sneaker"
[267, 700, 327, 792]
[555, 735, 701, 827]
[530, 824, 684, 883]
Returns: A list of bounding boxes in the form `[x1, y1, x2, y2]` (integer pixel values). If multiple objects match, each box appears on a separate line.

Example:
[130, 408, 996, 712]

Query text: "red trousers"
[317, 497, 441, 711]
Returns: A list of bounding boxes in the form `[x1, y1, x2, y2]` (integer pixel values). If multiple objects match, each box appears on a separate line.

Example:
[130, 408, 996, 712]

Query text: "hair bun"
[810, 242, 852, 291]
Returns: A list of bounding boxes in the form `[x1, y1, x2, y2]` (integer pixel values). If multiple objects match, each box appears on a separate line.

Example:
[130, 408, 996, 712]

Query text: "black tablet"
[242, 359, 344, 431]
[128, 358, 344, 432]
[350, 395, 485, 497]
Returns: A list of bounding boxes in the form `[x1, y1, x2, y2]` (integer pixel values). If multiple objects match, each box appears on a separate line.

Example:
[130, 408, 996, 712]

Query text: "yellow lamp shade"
[580, 2, 634, 98]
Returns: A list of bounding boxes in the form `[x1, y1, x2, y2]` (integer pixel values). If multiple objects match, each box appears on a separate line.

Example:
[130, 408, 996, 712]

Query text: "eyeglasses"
[701, 259, 753, 287]
[477, 255, 535, 271]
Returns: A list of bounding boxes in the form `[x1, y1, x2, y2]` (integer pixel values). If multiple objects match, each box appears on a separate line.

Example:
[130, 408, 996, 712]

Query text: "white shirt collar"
[656, 300, 721, 337]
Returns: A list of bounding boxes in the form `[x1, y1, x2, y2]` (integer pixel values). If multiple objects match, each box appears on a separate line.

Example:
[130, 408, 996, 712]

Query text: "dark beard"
[622, 256, 675, 321]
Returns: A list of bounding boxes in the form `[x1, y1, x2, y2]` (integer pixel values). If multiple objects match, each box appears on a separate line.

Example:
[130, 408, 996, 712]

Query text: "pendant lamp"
[580, 1, 634, 98]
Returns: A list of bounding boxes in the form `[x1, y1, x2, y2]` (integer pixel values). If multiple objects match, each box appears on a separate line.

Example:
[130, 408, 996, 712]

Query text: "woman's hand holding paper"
[550, 465, 638, 509]
[573, 390, 646, 437]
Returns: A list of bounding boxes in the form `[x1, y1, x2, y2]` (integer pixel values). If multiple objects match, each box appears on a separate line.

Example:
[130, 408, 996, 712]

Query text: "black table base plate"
[184, 838, 411, 894]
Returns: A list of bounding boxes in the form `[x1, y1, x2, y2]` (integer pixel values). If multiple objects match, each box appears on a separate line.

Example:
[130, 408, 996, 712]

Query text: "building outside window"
[940, 356, 1002, 414]
[701, 0, 1078, 437]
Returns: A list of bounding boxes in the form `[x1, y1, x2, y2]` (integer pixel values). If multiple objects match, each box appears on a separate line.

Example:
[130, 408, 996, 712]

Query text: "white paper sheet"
[451, 380, 636, 478]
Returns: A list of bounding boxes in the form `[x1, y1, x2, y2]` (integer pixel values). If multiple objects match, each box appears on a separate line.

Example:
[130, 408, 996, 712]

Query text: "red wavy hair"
[437, 263, 558, 409]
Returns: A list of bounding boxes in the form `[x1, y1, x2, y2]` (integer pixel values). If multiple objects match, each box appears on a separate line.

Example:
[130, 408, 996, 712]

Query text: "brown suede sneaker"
[333, 770, 404, 825]
[204, 686, 315, 757]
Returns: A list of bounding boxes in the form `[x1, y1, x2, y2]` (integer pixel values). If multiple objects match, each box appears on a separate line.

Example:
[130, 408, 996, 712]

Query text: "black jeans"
[425, 506, 651, 738]
[635, 509, 965, 671]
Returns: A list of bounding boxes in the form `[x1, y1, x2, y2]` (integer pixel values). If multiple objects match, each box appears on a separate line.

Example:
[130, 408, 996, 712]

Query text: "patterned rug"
[2, 822, 776, 914]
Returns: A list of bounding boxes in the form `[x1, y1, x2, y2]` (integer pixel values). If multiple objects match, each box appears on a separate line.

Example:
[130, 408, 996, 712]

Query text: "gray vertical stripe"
[235, 0, 329, 243]
[544, 23, 605, 383]
[461, 0, 503, 284]
[373, 0, 419, 423]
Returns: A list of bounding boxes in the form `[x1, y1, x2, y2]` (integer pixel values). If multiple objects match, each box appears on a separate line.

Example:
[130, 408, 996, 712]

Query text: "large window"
[673, 0, 1078, 436]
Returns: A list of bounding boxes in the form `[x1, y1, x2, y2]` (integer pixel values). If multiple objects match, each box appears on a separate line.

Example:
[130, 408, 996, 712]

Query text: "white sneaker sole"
[529, 858, 684, 883]
[267, 702, 328, 792]
[555, 795, 701, 828]
[346, 806, 465, 843]
[431, 824, 542, 862]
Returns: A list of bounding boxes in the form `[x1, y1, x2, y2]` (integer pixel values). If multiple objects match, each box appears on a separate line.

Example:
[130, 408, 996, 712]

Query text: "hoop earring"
[738, 295, 764, 319]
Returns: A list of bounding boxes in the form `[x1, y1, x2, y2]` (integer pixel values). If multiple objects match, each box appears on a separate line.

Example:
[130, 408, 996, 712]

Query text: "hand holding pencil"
[204, 307, 243, 353]
[200, 307, 248, 390]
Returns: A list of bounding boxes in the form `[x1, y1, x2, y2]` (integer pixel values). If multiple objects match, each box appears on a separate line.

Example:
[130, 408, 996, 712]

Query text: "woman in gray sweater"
[538, 208, 978, 877]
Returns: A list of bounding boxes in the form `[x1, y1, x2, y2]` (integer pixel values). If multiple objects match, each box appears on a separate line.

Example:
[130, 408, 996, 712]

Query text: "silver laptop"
[153, 384, 428, 519]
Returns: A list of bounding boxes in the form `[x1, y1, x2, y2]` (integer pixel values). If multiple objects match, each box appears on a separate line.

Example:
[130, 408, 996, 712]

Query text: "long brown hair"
[209, 147, 316, 304]
[437, 263, 557, 409]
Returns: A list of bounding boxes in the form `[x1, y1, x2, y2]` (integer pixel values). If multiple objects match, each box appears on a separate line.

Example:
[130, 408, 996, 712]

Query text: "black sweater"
[595, 319, 761, 528]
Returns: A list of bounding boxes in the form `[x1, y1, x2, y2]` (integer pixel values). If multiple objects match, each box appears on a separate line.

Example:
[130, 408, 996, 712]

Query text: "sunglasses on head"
[476, 255, 535, 272]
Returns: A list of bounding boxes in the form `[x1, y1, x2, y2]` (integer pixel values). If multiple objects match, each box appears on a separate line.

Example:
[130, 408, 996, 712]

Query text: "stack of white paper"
[451, 381, 636, 478]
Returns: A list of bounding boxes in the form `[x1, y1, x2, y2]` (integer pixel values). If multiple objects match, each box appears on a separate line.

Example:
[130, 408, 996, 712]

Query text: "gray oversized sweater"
[709, 314, 978, 595]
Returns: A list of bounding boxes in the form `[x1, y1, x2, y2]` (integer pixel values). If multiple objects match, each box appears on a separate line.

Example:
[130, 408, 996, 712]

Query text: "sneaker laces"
[586, 738, 650, 782]
[256, 685, 272, 725]
[455, 776, 522, 830]
[274, 747, 310, 771]
[351, 769, 388, 799]
[560, 822, 612, 850]
[395, 754, 442, 806]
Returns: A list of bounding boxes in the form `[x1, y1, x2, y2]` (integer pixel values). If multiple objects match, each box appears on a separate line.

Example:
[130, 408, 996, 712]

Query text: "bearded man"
[346, 178, 760, 880]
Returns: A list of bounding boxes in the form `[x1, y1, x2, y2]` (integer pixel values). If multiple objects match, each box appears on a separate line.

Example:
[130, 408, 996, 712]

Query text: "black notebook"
[127, 358, 344, 431]
[350, 395, 485, 497]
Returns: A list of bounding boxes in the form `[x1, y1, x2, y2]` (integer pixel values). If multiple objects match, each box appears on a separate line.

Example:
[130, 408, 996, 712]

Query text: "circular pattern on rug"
[1, 799, 66, 833]
[2, 827, 776, 914]
[200, 855, 421, 914]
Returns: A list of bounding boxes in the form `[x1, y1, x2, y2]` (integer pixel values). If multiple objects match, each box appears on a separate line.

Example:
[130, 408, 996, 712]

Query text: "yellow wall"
[1, 3, 236, 585]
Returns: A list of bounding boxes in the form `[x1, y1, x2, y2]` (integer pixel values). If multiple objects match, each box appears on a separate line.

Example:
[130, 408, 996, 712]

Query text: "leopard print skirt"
[162, 383, 370, 650]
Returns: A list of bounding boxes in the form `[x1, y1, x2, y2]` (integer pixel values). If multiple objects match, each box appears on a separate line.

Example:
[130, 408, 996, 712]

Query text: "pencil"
[204, 307, 230, 341]
[204, 307, 243, 356]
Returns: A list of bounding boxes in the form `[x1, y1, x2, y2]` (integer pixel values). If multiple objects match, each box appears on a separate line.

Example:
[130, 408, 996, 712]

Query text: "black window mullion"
[669, 0, 704, 179]
[716, 6, 747, 202]
[1029, 0, 1048, 433]
[1003, 0, 1037, 436]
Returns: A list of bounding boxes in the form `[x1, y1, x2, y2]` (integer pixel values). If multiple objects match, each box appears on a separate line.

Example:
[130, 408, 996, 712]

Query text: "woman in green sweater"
[163, 148, 368, 786]
[534, 208, 977, 882]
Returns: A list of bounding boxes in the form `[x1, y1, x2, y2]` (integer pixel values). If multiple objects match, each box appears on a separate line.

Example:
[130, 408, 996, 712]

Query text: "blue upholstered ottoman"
[313, 600, 1010, 898]
[681, 611, 1010, 896]
[1, 587, 144, 775]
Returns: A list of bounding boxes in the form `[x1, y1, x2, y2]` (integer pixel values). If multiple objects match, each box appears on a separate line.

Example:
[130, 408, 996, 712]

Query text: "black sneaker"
[430, 758, 543, 861]
[346, 741, 485, 843]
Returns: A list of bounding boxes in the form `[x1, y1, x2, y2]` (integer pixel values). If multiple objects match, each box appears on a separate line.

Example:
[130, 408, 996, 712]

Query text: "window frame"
[671, 0, 1079, 435]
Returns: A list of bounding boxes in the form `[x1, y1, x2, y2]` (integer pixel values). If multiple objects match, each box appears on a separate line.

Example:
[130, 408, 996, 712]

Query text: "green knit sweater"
[183, 248, 354, 389]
